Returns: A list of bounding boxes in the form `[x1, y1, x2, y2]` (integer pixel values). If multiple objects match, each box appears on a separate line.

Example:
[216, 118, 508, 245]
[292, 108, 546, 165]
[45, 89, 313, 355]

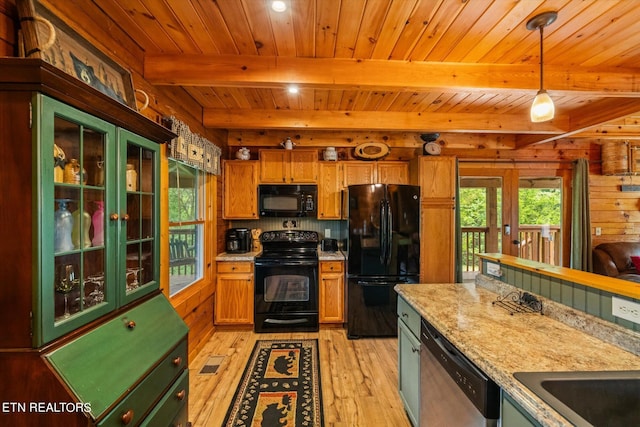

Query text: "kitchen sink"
[513, 371, 640, 427]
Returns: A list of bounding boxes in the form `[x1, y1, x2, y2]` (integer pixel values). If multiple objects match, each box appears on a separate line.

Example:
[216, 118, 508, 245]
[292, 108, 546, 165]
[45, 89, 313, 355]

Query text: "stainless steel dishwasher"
[420, 318, 500, 426]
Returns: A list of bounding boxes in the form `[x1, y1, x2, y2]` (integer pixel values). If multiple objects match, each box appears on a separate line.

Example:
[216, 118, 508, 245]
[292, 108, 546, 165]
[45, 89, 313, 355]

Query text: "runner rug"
[223, 339, 324, 427]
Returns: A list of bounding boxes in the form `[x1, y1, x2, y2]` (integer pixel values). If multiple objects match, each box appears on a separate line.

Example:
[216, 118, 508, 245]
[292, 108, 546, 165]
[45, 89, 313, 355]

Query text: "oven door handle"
[264, 318, 309, 325]
[255, 260, 318, 267]
[356, 279, 407, 287]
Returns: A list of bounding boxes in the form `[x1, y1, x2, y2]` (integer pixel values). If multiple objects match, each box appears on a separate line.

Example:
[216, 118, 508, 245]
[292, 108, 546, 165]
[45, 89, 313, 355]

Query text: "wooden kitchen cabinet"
[317, 162, 343, 219]
[319, 261, 344, 323]
[223, 160, 259, 219]
[342, 161, 409, 187]
[259, 149, 318, 183]
[215, 261, 254, 324]
[377, 161, 409, 184]
[417, 156, 457, 283]
[0, 58, 187, 426]
[342, 162, 376, 186]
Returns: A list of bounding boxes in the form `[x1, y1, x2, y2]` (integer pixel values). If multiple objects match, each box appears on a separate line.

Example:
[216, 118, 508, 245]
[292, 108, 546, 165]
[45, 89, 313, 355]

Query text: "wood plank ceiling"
[81, 1, 640, 147]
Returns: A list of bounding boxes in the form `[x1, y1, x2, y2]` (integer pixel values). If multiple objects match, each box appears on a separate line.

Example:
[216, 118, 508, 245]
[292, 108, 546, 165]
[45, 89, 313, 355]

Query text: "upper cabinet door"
[259, 150, 287, 183]
[37, 95, 117, 345]
[288, 150, 318, 183]
[377, 161, 409, 184]
[342, 162, 376, 187]
[118, 129, 160, 305]
[418, 157, 456, 200]
[223, 160, 259, 219]
[259, 149, 318, 183]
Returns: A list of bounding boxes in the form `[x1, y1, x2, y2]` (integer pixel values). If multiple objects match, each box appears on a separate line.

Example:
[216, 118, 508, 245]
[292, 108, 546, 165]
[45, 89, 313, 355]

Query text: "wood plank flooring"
[188, 328, 412, 427]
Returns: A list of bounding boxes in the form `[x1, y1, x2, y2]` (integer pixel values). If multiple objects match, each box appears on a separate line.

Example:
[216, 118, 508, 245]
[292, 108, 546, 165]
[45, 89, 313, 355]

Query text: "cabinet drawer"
[140, 370, 189, 427]
[97, 340, 188, 426]
[217, 262, 253, 273]
[397, 296, 421, 338]
[320, 261, 343, 273]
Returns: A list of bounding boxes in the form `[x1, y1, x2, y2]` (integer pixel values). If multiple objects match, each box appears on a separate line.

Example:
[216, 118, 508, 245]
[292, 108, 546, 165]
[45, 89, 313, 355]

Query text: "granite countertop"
[395, 281, 640, 427]
[318, 250, 345, 261]
[215, 251, 260, 261]
[216, 249, 345, 262]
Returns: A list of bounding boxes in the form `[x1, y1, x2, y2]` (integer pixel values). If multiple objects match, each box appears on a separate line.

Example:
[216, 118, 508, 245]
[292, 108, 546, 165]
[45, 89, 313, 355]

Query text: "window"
[168, 160, 204, 296]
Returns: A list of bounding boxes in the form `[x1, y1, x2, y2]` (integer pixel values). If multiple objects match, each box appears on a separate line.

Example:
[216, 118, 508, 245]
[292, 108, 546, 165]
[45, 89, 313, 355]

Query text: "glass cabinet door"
[119, 129, 160, 305]
[38, 95, 117, 345]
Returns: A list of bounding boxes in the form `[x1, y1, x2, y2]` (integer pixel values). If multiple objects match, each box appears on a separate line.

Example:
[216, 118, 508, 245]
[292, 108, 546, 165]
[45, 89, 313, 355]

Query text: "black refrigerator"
[346, 184, 420, 338]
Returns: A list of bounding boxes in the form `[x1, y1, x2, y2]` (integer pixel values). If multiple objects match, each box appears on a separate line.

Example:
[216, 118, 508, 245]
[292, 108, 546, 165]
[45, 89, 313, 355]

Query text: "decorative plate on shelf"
[353, 142, 390, 160]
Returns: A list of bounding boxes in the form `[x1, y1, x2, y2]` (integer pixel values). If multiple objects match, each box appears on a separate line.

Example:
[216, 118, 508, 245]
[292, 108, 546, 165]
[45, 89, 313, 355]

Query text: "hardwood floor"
[188, 328, 412, 427]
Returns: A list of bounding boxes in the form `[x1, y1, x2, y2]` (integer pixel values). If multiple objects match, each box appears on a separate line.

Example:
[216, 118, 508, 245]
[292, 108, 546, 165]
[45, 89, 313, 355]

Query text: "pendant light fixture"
[527, 11, 557, 123]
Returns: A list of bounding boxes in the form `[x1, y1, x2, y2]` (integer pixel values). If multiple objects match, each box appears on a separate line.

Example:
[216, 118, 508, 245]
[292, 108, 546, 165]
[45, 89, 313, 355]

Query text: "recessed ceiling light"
[271, 1, 287, 12]
[288, 85, 299, 94]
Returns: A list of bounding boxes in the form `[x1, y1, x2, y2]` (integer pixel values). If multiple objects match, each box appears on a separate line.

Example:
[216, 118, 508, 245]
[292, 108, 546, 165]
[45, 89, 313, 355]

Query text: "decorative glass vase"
[91, 201, 104, 246]
[54, 200, 74, 252]
[72, 208, 92, 249]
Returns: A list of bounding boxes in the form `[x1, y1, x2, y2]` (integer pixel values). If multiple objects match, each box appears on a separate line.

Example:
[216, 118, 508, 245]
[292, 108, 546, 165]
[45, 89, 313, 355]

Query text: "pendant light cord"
[539, 25, 545, 92]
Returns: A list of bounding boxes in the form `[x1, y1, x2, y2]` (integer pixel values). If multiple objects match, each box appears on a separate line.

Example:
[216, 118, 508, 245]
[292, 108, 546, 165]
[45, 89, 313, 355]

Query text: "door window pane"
[459, 177, 502, 281]
[518, 177, 562, 265]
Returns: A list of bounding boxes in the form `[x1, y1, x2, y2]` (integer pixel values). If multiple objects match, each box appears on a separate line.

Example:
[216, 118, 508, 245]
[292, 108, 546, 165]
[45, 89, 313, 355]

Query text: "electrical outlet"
[612, 296, 640, 325]
[595, 227, 602, 236]
[486, 262, 502, 277]
[324, 228, 331, 238]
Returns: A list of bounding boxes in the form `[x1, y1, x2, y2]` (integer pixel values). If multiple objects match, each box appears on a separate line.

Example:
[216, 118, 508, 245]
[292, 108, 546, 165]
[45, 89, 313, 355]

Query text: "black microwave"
[258, 185, 317, 217]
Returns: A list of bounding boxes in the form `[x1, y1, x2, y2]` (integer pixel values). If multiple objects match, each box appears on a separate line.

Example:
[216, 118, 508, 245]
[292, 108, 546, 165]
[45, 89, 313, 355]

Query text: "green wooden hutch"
[0, 58, 188, 426]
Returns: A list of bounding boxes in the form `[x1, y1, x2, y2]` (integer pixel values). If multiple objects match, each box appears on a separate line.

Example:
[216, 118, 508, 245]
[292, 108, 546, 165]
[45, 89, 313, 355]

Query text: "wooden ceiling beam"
[227, 130, 517, 149]
[515, 98, 640, 148]
[145, 55, 640, 97]
[203, 109, 567, 133]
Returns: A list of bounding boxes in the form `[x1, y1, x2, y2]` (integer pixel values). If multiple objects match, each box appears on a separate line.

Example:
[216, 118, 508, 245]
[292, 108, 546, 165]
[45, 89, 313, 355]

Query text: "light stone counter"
[216, 250, 344, 262]
[215, 251, 260, 262]
[395, 280, 640, 427]
[318, 250, 345, 261]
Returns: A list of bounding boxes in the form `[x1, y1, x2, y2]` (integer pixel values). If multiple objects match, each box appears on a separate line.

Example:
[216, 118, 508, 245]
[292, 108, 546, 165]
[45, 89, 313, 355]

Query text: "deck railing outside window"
[462, 225, 560, 275]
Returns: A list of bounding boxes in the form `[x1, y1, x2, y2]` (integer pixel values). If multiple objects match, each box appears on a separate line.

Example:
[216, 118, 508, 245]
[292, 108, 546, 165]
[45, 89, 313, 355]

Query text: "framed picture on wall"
[17, 0, 137, 109]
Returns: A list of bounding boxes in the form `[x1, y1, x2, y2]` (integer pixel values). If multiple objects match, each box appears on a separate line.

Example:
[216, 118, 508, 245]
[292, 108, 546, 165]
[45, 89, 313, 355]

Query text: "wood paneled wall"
[590, 174, 640, 245]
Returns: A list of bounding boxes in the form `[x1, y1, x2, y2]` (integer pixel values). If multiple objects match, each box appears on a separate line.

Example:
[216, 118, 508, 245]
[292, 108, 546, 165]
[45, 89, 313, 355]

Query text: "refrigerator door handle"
[379, 200, 387, 264]
[386, 201, 393, 265]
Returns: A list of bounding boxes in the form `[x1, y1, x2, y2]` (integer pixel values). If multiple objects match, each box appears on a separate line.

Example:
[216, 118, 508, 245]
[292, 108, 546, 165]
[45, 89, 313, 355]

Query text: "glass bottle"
[54, 200, 74, 252]
[91, 201, 104, 246]
[64, 159, 81, 184]
[72, 207, 91, 249]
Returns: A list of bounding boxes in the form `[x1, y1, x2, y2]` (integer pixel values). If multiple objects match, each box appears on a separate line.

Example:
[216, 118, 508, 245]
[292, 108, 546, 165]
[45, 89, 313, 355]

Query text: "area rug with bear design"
[223, 339, 323, 427]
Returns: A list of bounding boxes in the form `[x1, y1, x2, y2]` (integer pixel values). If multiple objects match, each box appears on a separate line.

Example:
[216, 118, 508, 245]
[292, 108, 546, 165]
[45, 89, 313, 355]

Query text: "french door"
[459, 165, 571, 279]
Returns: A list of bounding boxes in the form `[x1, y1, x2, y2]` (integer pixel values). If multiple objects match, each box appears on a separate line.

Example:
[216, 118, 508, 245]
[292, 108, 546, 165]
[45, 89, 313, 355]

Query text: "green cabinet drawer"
[46, 294, 189, 419]
[397, 295, 421, 337]
[97, 340, 187, 426]
[140, 370, 189, 427]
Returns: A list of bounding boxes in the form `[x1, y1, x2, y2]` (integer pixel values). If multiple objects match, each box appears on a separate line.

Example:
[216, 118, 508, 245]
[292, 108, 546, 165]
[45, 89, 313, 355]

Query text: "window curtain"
[570, 158, 592, 271]
[167, 116, 221, 175]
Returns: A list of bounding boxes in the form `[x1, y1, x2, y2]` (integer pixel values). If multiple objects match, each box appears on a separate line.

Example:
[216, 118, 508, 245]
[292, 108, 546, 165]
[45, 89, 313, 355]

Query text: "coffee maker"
[226, 228, 252, 253]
